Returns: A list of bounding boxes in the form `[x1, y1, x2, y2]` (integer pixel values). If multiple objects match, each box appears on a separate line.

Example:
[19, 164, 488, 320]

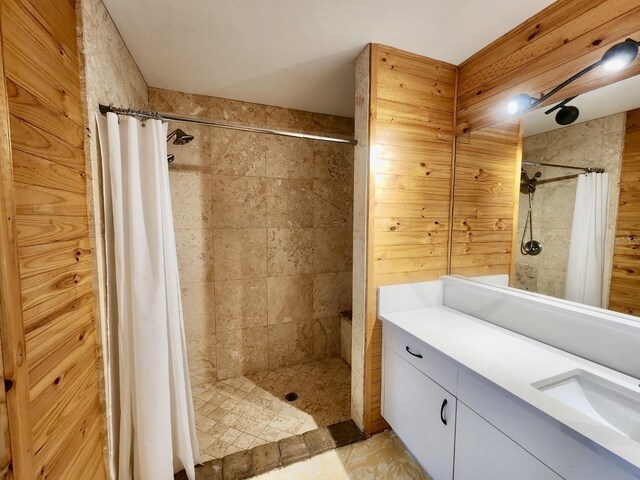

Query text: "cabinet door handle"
[405, 346, 423, 358]
[440, 398, 448, 425]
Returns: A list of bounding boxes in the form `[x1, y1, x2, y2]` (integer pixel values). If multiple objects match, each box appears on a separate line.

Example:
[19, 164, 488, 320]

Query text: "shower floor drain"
[284, 392, 298, 402]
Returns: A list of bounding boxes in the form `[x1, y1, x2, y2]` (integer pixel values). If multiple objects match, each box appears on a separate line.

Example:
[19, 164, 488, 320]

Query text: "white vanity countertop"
[379, 305, 640, 473]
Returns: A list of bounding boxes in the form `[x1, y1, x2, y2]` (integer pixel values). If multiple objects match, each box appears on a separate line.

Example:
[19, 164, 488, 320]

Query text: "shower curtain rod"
[522, 160, 604, 173]
[99, 104, 358, 145]
[536, 173, 585, 185]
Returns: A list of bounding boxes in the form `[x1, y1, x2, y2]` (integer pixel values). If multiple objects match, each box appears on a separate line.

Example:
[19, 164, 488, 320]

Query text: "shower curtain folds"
[565, 172, 610, 308]
[97, 113, 200, 480]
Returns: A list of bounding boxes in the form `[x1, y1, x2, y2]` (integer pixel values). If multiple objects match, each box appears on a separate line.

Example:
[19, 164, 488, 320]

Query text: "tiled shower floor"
[192, 357, 351, 462]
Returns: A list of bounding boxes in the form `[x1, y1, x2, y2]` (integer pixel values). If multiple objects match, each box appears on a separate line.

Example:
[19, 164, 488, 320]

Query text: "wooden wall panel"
[0, 12, 32, 478]
[363, 44, 456, 434]
[610, 108, 640, 316]
[450, 120, 522, 278]
[456, 0, 640, 135]
[0, 0, 108, 478]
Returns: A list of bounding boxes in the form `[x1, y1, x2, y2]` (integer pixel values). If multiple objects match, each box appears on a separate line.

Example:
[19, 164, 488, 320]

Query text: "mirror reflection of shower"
[509, 79, 631, 308]
[520, 169, 543, 256]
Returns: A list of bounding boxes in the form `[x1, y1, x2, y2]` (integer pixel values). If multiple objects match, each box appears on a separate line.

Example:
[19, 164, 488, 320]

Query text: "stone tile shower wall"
[149, 88, 354, 383]
[515, 113, 625, 302]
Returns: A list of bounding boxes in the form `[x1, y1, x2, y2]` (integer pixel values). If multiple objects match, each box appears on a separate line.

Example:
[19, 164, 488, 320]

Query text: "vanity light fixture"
[507, 93, 535, 115]
[507, 38, 640, 115]
[602, 39, 639, 71]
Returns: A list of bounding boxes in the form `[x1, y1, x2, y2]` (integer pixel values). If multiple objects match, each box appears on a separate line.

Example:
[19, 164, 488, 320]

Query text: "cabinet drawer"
[383, 320, 457, 394]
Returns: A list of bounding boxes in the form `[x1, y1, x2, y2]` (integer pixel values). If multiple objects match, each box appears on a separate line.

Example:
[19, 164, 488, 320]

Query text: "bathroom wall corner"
[78, 0, 149, 476]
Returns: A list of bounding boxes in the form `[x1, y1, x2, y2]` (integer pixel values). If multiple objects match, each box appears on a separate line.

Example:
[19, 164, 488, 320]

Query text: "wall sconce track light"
[507, 38, 639, 115]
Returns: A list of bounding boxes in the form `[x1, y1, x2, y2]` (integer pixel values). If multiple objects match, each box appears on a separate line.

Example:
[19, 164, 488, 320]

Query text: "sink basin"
[533, 370, 640, 442]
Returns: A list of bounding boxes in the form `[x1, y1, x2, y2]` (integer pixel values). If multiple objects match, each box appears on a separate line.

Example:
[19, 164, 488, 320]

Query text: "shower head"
[555, 105, 580, 126]
[167, 128, 194, 145]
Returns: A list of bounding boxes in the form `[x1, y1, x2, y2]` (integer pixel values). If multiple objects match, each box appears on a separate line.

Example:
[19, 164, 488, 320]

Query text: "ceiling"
[102, 0, 555, 118]
[523, 74, 640, 137]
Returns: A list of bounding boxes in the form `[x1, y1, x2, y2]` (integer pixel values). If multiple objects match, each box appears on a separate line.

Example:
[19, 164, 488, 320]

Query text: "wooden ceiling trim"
[458, 10, 640, 113]
[458, 0, 603, 76]
[458, 1, 640, 96]
[457, 0, 640, 135]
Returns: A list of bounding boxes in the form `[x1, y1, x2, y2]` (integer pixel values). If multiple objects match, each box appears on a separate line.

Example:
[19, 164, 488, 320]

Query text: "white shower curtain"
[565, 172, 610, 308]
[97, 113, 200, 480]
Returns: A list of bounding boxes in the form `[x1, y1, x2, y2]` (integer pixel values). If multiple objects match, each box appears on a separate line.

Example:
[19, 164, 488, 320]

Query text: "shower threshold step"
[175, 419, 364, 480]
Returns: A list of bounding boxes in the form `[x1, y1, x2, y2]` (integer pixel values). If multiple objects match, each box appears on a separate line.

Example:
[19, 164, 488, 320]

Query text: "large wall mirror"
[516, 75, 640, 310]
[452, 73, 640, 317]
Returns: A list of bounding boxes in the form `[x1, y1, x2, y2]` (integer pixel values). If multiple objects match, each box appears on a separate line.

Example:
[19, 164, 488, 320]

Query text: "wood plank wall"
[610, 108, 640, 316]
[0, 0, 107, 478]
[0, 16, 28, 478]
[364, 44, 456, 434]
[456, 0, 640, 135]
[450, 120, 522, 278]
[362, 1, 640, 439]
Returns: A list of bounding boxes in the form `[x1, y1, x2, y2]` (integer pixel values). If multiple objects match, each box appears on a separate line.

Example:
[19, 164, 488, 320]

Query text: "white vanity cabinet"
[378, 278, 640, 480]
[382, 328, 560, 480]
[382, 321, 640, 480]
[454, 404, 562, 480]
[382, 347, 457, 480]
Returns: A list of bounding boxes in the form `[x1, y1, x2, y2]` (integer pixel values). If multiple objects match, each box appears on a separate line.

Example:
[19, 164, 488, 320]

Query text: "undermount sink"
[533, 370, 640, 442]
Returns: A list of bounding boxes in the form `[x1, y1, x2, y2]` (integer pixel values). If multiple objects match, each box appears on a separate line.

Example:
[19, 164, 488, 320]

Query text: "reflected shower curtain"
[565, 172, 610, 308]
[97, 113, 200, 480]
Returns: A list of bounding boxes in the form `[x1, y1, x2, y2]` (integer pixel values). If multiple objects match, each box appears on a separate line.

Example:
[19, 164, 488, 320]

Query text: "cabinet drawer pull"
[405, 346, 423, 358]
[440, 398, 448, 425]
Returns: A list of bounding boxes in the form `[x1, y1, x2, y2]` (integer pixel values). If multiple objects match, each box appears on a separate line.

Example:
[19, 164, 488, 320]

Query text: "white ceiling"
[523, 74, 640, 137]
[102, 0, 555, 118]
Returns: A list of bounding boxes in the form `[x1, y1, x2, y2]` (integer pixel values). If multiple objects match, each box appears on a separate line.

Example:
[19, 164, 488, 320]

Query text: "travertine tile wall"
[515, 113, 625, 302]
[81, 0, 149, 343]
[149, 88, 354, 383]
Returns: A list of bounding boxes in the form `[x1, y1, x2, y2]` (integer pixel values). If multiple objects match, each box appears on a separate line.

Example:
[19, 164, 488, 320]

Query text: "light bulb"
[506, 93, 534, 115]
[601, 40, 638, 72]
[603, 58, 629, 71]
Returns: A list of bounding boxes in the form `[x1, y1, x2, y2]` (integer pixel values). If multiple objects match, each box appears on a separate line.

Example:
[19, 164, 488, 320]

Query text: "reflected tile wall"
[516, 113, 625, 303]
[149, 88, 354, 382]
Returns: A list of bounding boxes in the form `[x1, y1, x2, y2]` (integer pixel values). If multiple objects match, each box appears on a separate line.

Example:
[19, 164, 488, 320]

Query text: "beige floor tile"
[208, 422, 229, 438]
[193, 357, 351, 461]
[260, 426, 284, 443]
[206, 440, 232, 459]
[219, 427, 242, 445]
[234, 432, 257, 450]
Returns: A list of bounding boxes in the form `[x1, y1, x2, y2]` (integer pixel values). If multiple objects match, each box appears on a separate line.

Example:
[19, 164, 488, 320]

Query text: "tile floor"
[252, 430, 430, 480]
[193, 357, 351, 462]
[176, 420, 365, 479]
